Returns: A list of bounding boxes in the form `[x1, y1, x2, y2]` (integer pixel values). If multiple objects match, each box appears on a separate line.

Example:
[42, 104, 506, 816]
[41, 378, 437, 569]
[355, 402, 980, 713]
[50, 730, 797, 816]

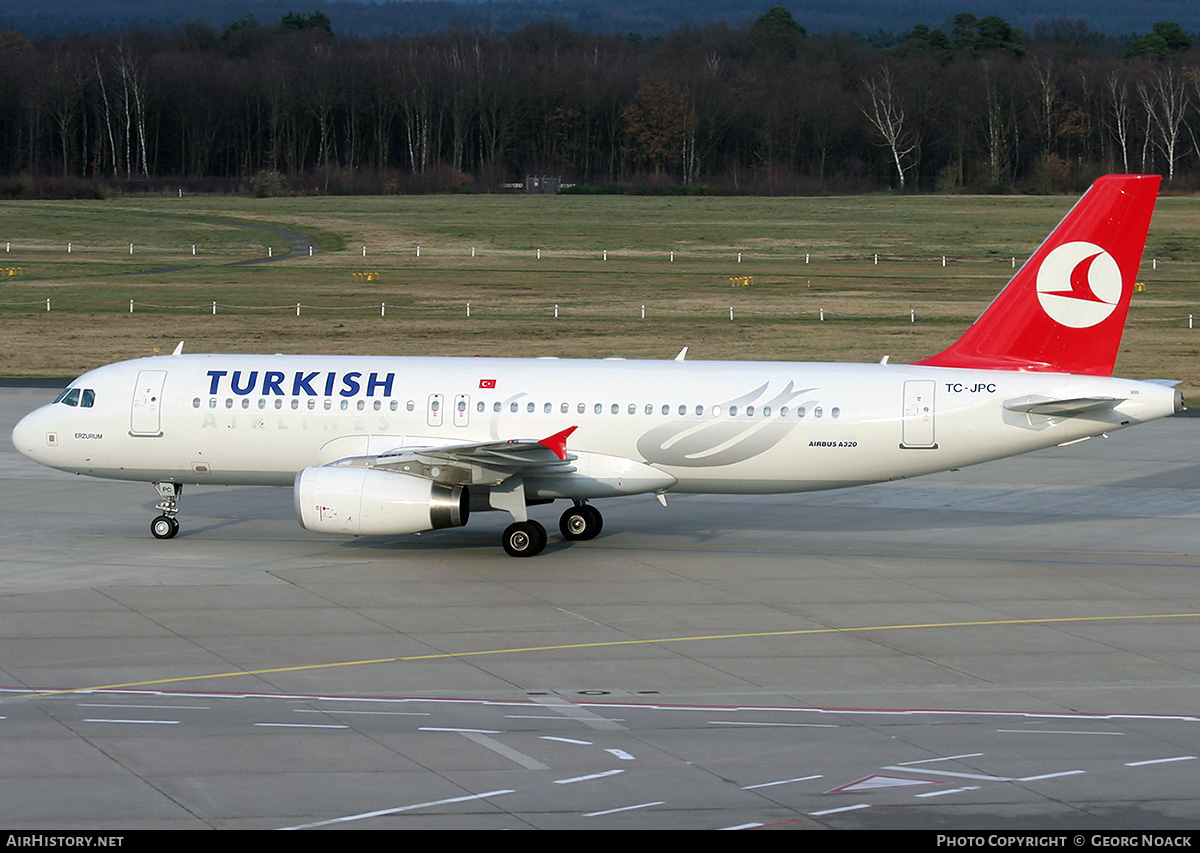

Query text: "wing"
[326, 426, 579, 486]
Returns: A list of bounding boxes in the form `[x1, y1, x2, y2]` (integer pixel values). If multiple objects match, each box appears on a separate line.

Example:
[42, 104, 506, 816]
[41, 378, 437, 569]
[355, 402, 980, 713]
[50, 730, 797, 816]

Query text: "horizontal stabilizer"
[1002, 395, 1121, 417]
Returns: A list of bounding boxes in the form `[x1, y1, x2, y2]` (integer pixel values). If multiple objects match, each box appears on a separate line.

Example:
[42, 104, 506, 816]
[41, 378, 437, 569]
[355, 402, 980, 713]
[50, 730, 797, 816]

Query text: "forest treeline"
[3, 7, 1200, 196]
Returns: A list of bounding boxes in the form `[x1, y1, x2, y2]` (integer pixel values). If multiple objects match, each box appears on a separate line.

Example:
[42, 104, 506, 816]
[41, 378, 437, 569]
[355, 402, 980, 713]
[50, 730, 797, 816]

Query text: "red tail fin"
[914, 174, 1160, 375]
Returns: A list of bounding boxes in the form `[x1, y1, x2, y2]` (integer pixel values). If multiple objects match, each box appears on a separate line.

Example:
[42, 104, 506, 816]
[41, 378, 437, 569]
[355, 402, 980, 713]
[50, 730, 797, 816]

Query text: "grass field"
[1, 192, 1197, 399]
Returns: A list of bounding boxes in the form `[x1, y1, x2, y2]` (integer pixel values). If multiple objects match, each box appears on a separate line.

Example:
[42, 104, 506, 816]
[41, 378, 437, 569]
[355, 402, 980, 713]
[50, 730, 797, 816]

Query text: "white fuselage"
[11, 353, 1180, 498]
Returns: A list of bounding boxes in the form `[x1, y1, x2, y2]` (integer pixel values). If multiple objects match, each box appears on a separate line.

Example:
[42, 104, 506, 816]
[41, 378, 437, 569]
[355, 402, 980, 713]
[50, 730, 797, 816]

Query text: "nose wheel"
[150, 482, 182, 540]
[151, 515, 180, 539]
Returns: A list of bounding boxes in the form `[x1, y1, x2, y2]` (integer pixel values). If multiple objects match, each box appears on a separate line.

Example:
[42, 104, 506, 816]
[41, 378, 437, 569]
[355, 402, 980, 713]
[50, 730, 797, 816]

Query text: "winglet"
[538, 426, 578, 460]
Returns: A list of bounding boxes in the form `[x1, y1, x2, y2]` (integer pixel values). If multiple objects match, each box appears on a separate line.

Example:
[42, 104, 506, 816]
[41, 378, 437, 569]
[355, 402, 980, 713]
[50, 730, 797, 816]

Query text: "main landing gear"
[500, 502, 604, 557]
[150, 482, 182, 540]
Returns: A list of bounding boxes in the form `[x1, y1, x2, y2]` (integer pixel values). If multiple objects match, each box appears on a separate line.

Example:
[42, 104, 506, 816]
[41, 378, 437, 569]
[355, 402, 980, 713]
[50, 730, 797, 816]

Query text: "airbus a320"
[12, 175, 1181, 556]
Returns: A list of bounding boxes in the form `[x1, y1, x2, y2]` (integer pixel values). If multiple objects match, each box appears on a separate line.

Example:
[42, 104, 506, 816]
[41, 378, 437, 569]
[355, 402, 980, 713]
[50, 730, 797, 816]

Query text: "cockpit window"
[54, 388, 95, 408]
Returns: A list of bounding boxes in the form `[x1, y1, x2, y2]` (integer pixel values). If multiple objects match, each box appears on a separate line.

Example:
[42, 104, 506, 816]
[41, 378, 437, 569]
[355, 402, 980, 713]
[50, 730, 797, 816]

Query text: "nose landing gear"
[150, 482, 182, 539]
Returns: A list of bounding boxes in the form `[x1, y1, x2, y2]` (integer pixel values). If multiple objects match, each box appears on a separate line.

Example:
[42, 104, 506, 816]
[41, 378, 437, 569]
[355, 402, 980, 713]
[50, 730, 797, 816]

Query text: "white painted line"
[720, 823, 764, 830]
[881, 766, 1011, 782]
[278, 789, 515, 829]
[83, 718, 179, 725]
[555, 769, 624, 785]
[998, 729, 1123, 736]
[605, 749, 635, 760]
[916, 786, 981, 798]
[506, 715, 576, 720]
[584, 801, 665, 817]
[1126, 756, 1197, 767]
[541, 736, 592, 745]
[809, 804, 870, 816]
[254, 723, 349, 729]
[294, 709, 429, 716]
[744, 775, 823, 790]
[709, 720, 837, 728]
[419, 727, 503, 734]
[1018, 770, 1086, 781]
[897, 753, 983, 765]
[79, 703, 209, 710]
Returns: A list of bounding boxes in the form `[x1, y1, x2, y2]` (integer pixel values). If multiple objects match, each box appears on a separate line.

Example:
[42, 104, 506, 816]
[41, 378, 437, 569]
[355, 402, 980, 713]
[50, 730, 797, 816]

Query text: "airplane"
[10, 174, 1182, 557]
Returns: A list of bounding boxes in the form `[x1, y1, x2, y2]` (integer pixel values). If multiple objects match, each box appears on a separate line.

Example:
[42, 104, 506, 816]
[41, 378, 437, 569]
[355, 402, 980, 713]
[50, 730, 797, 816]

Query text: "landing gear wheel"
[151, 515, 179, 540]
[559, 504, 603, 541]
[502, 520, 547, 557]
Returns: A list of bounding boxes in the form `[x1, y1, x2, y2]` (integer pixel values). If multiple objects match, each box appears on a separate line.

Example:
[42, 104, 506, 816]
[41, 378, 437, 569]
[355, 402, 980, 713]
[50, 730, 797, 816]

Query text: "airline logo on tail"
[1035, 241, 1122, 328]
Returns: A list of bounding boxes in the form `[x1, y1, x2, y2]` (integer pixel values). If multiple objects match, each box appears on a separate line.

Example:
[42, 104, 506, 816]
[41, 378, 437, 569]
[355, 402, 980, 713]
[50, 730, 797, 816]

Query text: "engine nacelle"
[294, 467, 469, 536]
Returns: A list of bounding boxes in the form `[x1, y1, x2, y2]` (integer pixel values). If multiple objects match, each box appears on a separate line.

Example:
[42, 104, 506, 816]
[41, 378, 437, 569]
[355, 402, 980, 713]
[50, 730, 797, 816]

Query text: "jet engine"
[294, 466, 469, 536]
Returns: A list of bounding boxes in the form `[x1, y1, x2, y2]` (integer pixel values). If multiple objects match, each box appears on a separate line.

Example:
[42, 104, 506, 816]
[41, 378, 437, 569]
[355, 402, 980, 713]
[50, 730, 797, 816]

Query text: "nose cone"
[11, 407, 51, 464]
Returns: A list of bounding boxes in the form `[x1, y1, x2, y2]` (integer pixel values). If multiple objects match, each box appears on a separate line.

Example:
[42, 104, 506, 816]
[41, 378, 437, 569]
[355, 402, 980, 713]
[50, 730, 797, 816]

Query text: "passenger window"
[797, 407, 806, 418]
[746, 405, 755, 416]
[276, 399, 283, 410]
[678, 405, 686, 415]
[324, 400, 332, 411]
[192, 397, 200, 409]
[391, 401, 399, 411]
[712, 405, 721, 416]
[257, 398, 266, 410]
[780, 406, 789, 416]
[291, 399, 299, 410]
[561, 403, 569, 414]
[594, 403, 602, 414]
[494, 402, 502, 412]
[527, 402, 535, 413]
[357, 400, 366, 411]
[815, 407, 823, 418]
[611, 403, 619, 414]
[340, 400, 348, 410]
[832, 407, 840, 418]
[543, 402, 551, 413]
[225, 398, 233, 409]
[729, 405, 737, 416]
[628, 404, 636, 414]
[308, 399, 317, 410]
[407, 400, 416, 412]
[477, 402, 485, 413]
[645, 404, 653, 415]
[763, 406, 771, 417]
[577, 403, 585, 414]
[661, 404, 669, 415]
[510, 402, 519, 413]
[241, 398, 250, 409]
[695, 405, 703, 415]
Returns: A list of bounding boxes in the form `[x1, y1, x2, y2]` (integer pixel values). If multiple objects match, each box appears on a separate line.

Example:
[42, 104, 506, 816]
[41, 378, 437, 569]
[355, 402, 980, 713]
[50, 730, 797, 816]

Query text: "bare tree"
[1105, 69, 1134, 173]
[1138, 65, 1190, 182]
[861, 66, 918, 190]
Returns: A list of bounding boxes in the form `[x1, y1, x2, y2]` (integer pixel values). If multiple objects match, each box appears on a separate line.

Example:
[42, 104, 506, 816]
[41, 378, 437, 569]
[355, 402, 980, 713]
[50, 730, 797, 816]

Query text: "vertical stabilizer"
[915, 174, 1161, 375]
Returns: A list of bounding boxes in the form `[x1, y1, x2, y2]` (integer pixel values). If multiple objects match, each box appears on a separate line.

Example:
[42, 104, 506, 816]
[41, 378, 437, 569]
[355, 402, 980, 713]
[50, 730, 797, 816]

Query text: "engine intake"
[295, 467, 469, 536]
